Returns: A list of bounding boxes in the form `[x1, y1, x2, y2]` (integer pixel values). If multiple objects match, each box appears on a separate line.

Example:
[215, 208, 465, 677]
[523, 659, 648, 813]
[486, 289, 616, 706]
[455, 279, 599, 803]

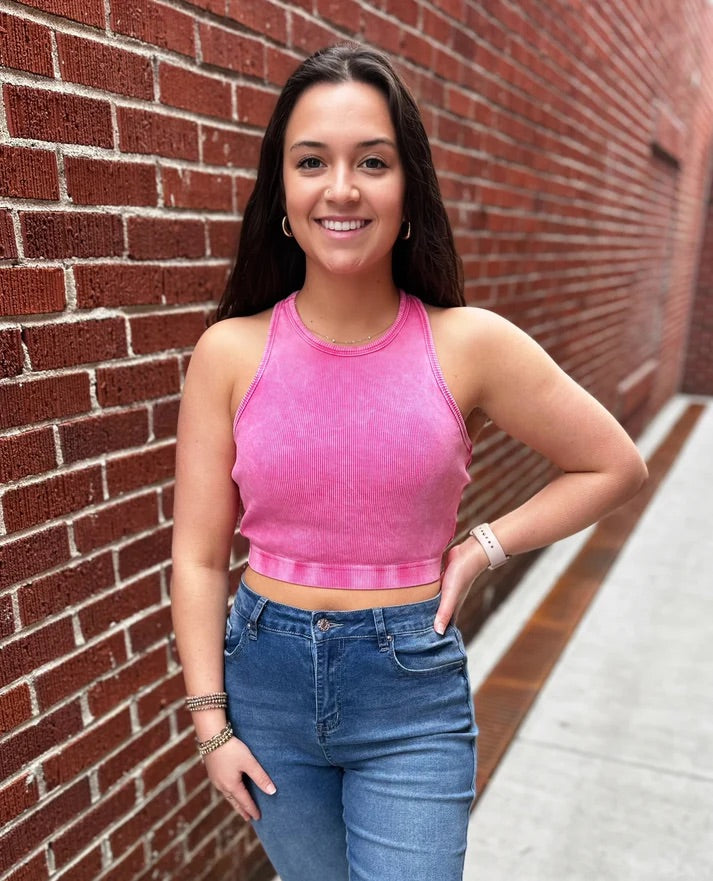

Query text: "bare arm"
[435, 309, 648, 631]
[171, 320, 275, 819]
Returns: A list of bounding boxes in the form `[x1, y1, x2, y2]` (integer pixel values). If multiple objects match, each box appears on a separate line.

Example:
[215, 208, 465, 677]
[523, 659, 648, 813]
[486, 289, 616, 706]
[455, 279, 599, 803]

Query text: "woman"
[170, 42, 647, 881]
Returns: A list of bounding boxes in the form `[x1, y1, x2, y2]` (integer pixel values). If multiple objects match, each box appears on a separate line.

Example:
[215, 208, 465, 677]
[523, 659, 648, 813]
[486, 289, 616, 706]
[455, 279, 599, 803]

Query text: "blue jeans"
[224, 579, 478, 881]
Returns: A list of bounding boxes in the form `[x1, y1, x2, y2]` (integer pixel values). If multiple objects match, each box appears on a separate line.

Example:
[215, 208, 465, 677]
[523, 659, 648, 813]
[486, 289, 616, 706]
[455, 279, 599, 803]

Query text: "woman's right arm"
[170, 320, 276, 821]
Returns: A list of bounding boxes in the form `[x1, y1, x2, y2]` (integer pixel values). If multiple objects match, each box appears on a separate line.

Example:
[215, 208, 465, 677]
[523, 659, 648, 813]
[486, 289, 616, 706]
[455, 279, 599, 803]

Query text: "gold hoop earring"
[282, 216, 294, 238]
[400, 220, 411, 240]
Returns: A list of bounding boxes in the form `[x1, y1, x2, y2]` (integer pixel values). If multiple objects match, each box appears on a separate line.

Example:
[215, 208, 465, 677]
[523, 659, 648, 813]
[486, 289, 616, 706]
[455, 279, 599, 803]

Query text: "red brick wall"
[2, 2, 713, 880]
[683, 185, 713, 393]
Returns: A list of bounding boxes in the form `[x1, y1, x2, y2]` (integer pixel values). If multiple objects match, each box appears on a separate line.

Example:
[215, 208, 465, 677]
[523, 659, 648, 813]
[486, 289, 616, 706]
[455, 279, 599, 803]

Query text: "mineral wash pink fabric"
[231, 289, 473, 589]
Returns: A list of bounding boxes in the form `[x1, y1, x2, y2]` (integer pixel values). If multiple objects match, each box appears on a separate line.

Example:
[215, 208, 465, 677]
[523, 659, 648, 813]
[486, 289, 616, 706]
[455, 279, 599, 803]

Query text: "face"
[282, 81, 406, 281]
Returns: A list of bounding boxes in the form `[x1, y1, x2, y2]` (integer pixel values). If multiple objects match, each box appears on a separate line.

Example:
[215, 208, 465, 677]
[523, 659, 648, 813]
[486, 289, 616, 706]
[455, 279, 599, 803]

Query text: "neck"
[297, 265, 401, 338]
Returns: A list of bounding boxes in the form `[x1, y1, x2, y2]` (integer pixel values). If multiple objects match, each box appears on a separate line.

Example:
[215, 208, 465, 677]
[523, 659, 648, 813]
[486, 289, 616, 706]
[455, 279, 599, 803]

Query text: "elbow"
[620, 450, 649, 500]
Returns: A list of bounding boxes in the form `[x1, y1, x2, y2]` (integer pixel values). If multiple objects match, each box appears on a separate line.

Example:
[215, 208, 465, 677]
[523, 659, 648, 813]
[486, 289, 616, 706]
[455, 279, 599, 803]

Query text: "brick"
[154, 398, 180, 439]
[360, 9, 402, 55]
[52, 782, 136, 868]
[201, 126, 262, 170]
[149, 777, 211, 854]
[315, 0, 362, 33]
[60, 409, 149, 464]
[44, 708, 132, 790]
[209, 219, 240, 257]
[36, 633, 128, 712]
[56, 32, 153, 100]
[21, 212, 123, 259]
[130, 309, 206, 353]
[52, 847, 103, 881]
[0, 372, 91, 430]
[235, 84, 278, 127]
[291, 14, 339, 53]
[111, 780, 178, 857]
[0, 616, 75, 688]
[79, 572, 162, 641]
[18, 552, 114, 625]
[74, 491, 159, 553]
[136, 670, 183, 726]
[159, 63, 232, 120]
[127, 217, 205, 259]
[118, 523, 173, 579]
[0, 145, 60, 201]
[142, 729, 194, 794]
[266, 45, 302, 86]
[98, 716, 170, 791]
[2, 464, 103, 532]
[14, 0, 104, 27]
[4, 85, 112, 147]
[0, 593, 15, 639]
[0, 525, 71, 588]
[88, 645, 168, 718]
[96, 358, 180, 406]
[0, 267, 66, 316]
[163, 264, 228, 304]
[2, 853, 48, 881]
[65, 157, 158, 206]
[0, 327, 23, 378]
[225, 0, 287, 42]
[0, 13, 53, 78]
[117, 107, 200, 161]
[0, 209, 17, 259]
[128, 605, 171, 653]
[74, 263, 163, 308]
[24, 318, 127, 369]
[199, 23, 265, 78]
[0, 428, 56, 482]
[111, 0, 195, 57]
[106, 444, 175, 496]
[0, 700, 84, 782]
[162, 165, 232, 211]
[91, 844, 144, 881]
[0, 683, 32, 733]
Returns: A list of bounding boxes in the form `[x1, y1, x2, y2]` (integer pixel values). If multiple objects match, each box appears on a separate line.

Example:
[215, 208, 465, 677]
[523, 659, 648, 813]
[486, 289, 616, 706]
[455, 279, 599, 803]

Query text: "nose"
[325, 165, 359, 203]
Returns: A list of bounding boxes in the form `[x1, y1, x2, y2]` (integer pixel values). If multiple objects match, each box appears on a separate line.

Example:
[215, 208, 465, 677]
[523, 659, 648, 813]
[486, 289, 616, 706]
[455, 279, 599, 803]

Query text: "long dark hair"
[213, 42, 464, 321]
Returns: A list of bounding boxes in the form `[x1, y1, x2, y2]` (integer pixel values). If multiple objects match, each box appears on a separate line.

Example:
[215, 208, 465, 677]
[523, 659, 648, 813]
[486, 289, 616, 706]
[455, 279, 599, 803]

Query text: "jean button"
[317, 618, 331, 632]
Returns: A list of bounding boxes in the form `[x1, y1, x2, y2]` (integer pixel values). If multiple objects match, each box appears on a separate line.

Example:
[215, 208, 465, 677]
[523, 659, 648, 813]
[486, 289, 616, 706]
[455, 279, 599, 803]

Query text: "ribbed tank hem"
[248, 547, 442, 589]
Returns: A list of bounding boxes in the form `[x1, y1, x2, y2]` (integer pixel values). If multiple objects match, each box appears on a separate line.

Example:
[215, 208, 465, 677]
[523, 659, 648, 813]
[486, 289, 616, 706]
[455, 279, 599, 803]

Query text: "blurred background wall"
[1, 1, 713, 880]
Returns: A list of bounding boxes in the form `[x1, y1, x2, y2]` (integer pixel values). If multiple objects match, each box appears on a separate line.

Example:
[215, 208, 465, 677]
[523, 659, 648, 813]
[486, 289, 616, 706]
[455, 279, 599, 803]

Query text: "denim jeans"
[224, 578, 478, 881]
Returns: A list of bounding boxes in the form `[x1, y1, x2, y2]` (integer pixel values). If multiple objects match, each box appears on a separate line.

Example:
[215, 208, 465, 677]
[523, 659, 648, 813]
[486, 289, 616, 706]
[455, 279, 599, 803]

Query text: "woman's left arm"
[435, 308, 649, 633]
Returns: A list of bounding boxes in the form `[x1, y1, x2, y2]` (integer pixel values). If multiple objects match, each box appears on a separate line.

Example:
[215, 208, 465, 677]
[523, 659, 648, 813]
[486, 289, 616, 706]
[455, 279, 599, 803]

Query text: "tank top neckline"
[285, 289, 410, 356]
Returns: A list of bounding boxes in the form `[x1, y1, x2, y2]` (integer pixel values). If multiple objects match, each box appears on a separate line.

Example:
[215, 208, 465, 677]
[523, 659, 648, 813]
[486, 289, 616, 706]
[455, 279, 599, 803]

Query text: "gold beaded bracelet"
[196, 723, 233, 757]
[185, 692, 228, 712]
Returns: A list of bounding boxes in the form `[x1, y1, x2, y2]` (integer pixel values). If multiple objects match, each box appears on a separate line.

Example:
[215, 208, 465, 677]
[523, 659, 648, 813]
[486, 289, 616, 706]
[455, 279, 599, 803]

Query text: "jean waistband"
[235, 577, 442, 641]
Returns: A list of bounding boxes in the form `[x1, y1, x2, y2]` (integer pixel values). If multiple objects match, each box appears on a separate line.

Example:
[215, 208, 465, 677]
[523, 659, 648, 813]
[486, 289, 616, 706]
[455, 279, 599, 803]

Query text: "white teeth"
[320, 219, 367, 231]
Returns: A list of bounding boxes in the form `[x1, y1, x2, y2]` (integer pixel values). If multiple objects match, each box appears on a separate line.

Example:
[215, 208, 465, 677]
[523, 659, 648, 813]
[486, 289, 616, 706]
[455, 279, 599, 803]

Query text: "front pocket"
[224, 607, 250, 660]
[388, 625, 466, 676]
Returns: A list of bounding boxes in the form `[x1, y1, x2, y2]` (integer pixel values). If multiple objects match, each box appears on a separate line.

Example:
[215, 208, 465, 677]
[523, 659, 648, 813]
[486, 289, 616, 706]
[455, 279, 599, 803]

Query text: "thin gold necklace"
[307, 321, 394, 345]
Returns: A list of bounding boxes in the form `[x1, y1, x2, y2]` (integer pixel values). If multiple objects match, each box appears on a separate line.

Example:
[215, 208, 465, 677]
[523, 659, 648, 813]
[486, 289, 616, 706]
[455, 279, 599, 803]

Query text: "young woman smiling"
[170, 43, 647, 881]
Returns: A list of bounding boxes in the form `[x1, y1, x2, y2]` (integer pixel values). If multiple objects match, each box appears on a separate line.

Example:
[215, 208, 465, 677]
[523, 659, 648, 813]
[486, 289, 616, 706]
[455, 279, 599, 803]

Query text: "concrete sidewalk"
[463, 395, 713, 880]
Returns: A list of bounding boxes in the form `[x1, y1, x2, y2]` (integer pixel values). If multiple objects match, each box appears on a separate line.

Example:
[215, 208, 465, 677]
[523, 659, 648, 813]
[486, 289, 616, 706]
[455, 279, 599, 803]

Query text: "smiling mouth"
[318, 219, 370, 231]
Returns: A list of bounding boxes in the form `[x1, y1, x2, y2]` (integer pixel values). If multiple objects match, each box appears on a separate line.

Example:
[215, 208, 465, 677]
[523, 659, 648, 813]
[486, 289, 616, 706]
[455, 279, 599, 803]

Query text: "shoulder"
[191, 304, 276, 368]
[422, 301, 528, 354]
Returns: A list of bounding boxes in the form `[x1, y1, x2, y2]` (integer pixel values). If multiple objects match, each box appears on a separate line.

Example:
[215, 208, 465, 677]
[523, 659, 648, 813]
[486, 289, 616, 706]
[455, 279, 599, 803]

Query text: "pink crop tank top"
[231, 289, 473, 589]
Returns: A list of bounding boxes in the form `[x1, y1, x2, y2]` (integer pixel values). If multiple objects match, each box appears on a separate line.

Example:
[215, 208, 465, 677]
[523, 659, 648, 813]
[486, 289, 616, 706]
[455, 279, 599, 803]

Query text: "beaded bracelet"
[185, 692, 227, 712]
[196, 723, 233, 757]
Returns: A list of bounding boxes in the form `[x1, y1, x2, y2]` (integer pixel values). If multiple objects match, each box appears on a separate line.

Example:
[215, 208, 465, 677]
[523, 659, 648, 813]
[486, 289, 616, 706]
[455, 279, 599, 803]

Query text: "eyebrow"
[288, 138, 397, 151]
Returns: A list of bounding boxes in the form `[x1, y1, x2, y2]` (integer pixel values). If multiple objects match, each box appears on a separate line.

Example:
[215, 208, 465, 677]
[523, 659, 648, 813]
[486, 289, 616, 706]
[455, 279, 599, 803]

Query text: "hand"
[434, 537, 489, 634]
[204, 736, 276, 822]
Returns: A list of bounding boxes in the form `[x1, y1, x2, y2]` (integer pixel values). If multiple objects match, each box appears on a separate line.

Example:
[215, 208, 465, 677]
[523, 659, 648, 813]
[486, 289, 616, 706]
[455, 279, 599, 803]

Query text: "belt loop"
[372, 607, 390, 652]
[248, 596, 268, 640]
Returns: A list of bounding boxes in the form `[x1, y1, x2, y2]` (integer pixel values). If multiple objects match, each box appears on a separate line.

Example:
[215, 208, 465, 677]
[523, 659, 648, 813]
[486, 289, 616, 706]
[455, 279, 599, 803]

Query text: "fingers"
[434, 593, 456, 634]
[222, 780, 260, 821]
[242, 749, 277, 796]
